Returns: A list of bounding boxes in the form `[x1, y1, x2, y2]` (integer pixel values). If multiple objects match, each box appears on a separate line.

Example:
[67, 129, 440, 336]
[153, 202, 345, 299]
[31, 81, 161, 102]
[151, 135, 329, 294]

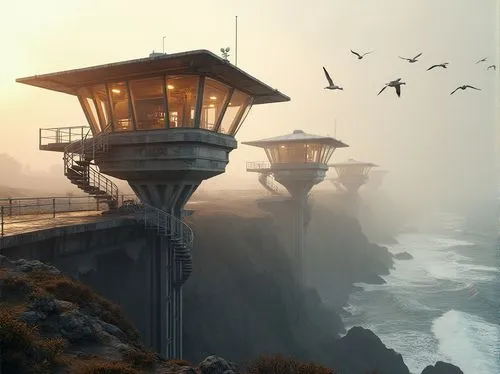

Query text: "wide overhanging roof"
[242, 129, 349, 148]
[16, 49, 290, 105]
[329, 158, 378, 167]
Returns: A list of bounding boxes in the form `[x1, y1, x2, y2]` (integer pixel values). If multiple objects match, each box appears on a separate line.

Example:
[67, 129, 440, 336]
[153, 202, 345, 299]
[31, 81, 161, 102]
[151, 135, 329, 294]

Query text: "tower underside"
[250, 163, 328, 283]
[92, 129, 236, 359]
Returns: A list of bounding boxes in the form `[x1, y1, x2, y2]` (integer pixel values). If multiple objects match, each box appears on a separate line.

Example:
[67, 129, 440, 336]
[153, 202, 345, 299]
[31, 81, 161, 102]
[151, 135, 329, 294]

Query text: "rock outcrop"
[421, 361, 464, 374]
[394, 251, 414, 260]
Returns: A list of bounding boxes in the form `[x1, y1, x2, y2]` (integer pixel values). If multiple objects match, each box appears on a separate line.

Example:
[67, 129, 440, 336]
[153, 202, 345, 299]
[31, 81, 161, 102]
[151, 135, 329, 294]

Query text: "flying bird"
[322, 67, 343, 91]
[399, 53, 422, 63]
[350, 49, 374, 60]
[475, 57, 487, 64]
[450, 85, 481, 95]
[427, 63, 449, 71]
[487, 64, 496, 70]
[377, 78, 406, 97]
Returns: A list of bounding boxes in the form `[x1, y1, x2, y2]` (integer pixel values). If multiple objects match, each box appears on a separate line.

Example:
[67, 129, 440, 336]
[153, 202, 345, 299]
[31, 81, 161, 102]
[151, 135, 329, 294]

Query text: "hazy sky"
[1, 0, 498, 207]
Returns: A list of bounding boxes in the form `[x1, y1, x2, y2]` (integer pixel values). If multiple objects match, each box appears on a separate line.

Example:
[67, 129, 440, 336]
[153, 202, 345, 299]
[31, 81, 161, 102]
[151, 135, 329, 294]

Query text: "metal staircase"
[258, 172, 282, 195]
[63, 129, 119, 209]
[135, 203, 193, 285]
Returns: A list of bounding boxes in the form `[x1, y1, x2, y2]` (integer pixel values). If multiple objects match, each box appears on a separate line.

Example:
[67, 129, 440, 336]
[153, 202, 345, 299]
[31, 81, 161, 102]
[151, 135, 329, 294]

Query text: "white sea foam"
[432, 309, 500, 374]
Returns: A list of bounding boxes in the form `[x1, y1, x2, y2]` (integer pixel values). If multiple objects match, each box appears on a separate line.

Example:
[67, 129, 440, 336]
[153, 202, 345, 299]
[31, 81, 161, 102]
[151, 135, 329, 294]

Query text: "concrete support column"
[130, 180, 198, 359]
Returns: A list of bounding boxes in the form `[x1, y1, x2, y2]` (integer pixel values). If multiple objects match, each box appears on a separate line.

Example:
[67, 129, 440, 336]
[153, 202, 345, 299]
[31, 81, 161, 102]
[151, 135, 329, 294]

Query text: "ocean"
[343, 212, 500, 374]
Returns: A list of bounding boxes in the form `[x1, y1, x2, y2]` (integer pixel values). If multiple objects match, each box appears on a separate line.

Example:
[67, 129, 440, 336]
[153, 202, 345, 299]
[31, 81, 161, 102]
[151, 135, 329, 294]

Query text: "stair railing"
[63, 124, 118, 206]
[131, 202, 194, 286]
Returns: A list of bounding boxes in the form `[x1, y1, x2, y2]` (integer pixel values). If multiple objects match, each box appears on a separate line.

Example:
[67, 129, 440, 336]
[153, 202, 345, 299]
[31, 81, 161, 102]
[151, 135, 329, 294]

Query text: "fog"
[0, 0, 498, 219]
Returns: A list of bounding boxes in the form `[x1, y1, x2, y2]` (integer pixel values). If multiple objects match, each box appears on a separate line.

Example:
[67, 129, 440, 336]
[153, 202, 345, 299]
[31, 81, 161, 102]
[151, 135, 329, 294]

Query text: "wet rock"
[99, 320, 127, 341]
[394, 252, 413, 260]
[59, 310, 103, 342]
[32, 296, 57, 314]
[11, 258, 60, 275]
[199, 355, 238, 374]
[421, 361, 464, 374]
[20, 310, 46, 325]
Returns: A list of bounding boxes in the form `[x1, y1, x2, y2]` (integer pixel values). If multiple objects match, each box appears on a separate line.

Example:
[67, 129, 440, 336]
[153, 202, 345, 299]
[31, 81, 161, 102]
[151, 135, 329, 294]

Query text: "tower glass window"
[218, 89, 252, 135]
[129, 77, 166, 130]
[200, 78, 231, 131]
[91, 84, 111, 133]
[108, 82, 133, 132]
[77, 87, 100, 134]
[166, 75, 199, 128]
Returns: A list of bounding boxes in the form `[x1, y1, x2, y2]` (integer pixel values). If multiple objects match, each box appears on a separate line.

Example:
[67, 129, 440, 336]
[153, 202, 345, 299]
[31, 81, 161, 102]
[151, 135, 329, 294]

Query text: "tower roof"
[242, 129, 348, 148]
[329, 158, 378, 167]
[16, 49, 290, 105]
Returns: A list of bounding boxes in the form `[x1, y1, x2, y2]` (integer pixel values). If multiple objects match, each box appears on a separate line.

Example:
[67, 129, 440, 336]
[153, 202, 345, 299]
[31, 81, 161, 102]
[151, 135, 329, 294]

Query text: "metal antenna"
[162, 36, 166, 53]
[334, 118, 337, 138]
[220, 47, 231, 61]
[235, 16, 238, 66]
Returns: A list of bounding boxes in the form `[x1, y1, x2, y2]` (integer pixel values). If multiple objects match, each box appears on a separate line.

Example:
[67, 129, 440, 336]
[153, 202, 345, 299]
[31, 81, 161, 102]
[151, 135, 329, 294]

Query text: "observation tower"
[329, 159, 378, 216]
[329, 159, 378, 194]
[16, 50, 289, 358]
[366, 169, 389, 192]
[244, 129, 348, 282]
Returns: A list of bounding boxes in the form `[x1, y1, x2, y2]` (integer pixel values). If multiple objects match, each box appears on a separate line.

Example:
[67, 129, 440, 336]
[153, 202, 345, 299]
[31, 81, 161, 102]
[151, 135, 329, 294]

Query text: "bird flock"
[322, 50, 496, 98]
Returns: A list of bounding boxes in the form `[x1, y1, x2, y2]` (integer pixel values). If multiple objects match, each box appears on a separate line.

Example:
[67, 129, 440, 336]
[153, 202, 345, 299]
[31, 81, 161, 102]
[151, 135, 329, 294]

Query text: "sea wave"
[432, 309, 500, 374]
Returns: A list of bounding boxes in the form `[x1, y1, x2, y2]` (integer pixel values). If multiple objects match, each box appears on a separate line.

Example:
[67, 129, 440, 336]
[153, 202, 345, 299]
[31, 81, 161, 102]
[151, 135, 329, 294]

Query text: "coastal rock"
[331, 326, 410, 374]
[421, 361, 464, 374]
[394, 251, 413, 260]
[59, 310, 104, 342]
[199, 355, 238, 374]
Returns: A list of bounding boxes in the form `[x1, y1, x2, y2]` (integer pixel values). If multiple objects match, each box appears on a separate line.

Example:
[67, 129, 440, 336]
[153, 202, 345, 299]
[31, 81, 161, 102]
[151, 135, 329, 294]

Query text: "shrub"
[122, 348, 157, 369]
[246, 354, 335, 374]
[69, 358, 139, 374]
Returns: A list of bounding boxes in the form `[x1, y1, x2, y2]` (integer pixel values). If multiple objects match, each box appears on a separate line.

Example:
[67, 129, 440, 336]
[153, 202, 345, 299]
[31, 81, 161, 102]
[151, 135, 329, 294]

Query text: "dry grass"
[67, 357, 140, 374]
[246, 355, 335, 374]
[26, 270, 140, 343]
[122, 348, 157, 370]
[166, 358, 194, 367]
[0, 306, 66, 373]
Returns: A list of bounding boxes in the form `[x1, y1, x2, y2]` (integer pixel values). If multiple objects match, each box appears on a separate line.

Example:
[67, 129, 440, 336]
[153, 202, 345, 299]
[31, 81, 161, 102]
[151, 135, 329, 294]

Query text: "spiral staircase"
[258, 172, 282, 195]
[61, 128, 193, 283]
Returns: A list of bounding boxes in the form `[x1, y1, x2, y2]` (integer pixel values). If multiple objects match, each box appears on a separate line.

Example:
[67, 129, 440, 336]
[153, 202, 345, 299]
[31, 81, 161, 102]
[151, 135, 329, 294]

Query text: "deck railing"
[0, 194, 139, 237]
[246, 161, 272, 170]
[39, 126, 91, 148]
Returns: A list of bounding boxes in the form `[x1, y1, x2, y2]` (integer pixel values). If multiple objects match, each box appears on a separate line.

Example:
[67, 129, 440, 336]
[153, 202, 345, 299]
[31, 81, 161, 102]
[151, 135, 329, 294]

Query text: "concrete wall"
[0, 218, 162, 351]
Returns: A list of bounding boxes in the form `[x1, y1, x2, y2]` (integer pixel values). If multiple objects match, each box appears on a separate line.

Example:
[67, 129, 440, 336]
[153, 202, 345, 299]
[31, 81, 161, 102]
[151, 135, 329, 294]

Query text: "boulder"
[394, 252, 413, 260]
[199, 355, 238, 374]
[421, 361, 464, 374]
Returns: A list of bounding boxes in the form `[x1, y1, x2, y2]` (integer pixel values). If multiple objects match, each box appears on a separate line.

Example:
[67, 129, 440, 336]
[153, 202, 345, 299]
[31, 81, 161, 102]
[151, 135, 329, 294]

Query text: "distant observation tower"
[329, 158, 378, 215]
[16, 50, 289, 358]
[365, 169, 389, 192]
[244, 130, 348, 282]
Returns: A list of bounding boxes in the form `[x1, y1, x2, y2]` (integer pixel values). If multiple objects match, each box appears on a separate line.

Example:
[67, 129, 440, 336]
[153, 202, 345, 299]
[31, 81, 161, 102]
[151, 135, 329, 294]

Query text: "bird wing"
[350, 50, 361, 58]
[427, 65, 437, 71]
[413, 53, 423, 59]
[465, 85, 481, 90]
[362, 50, 374, 57]
[487, 65, 496, 70]
[475, 58, 486, 64]
[399, 56, 409, 61]
[377, 85, 388, 95]
[395, 85, 401, 97]
[450, 87, 459, 95]
[323, 67, 334, 86]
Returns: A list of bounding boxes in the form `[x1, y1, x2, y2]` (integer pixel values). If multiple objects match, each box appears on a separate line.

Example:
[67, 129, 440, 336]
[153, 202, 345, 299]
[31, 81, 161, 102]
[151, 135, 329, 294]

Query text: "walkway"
[0, 211, 107, 237]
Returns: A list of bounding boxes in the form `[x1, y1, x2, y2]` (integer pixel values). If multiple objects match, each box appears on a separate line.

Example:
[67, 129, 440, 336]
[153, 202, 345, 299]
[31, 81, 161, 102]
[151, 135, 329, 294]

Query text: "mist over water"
[344, 209, 500, 374]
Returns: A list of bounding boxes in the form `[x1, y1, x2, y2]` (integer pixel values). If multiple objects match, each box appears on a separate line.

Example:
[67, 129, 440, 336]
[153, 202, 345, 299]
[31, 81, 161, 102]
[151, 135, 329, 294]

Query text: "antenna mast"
[235, 16, 238, 66]
[162, 36, 166, 53]
[334, 118, 337, 138]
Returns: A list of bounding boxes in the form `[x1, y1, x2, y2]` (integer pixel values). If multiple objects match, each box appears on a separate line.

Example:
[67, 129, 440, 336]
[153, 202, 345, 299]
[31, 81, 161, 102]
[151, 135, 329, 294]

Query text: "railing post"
[1, 206, 4, 237]
[52, 198, 56, 218]
[8, 198, 12, 216]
